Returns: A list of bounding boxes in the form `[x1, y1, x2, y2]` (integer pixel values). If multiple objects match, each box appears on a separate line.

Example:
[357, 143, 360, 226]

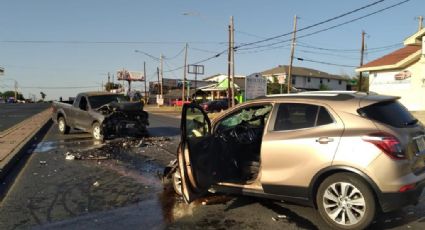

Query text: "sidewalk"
[0, 109, 52, 179]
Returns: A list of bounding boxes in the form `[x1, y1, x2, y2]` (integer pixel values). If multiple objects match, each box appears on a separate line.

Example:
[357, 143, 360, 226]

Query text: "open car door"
[179, 103, 215, 203]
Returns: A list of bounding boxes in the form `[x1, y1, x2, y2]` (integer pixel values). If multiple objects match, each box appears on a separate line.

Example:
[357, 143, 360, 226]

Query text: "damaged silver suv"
[165, 91, 425, 229]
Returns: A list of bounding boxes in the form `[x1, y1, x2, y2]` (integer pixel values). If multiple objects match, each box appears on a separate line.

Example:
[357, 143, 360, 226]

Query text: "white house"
[261, 65, 349, 91]
[357, 28, 425, 111]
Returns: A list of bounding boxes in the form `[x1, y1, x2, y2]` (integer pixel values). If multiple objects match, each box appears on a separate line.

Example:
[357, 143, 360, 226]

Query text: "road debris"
[64, 137, 172, 161]
[272, 214, 288, 222]
[200, 195, 232, 205]
[65, 152, 75, 160]
[39, 160, 47, 165]
[93, 181, 100, 187]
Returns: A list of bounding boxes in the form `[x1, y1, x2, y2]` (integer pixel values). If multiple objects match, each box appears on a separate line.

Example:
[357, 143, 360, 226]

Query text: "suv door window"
[274, 103, 333, 131]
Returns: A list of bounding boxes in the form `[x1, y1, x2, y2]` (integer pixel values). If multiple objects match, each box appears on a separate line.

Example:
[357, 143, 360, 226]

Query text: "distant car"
[200, 99, 237, 113]
[164, 91, 425, 230]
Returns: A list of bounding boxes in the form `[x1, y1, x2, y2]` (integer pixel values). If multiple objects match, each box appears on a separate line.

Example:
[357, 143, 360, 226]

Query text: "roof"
[261, 65, 348, 81]
[404, 27, 425, 45]
[357, 45, 421, 72]
[203, 74, 246, 81]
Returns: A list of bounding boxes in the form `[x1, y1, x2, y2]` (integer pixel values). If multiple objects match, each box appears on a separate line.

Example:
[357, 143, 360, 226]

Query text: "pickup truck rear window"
[358, 100, 417, 128]
[89, 95, 128, 109]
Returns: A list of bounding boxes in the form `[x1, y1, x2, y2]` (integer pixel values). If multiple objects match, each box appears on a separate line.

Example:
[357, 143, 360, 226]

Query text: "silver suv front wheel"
[317, 173, 376, 230]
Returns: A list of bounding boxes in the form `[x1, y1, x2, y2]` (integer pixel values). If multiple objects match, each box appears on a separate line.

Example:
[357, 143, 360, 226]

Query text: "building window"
[308, 77, 311, 83]
[292, 76, 296, 85]
[338, 80, 342, 85]
[327, 79, 330, 83]
[320, 78, 323, 84]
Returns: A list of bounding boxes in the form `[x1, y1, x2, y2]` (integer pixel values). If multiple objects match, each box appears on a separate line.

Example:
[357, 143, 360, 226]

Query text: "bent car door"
[179, 103, 216, 203]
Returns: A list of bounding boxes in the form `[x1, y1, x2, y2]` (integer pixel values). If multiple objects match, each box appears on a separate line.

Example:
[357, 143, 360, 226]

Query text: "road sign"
[245, 73, 267, 100]
[278, 73, 287, 84]
[188, 64, 204, 74]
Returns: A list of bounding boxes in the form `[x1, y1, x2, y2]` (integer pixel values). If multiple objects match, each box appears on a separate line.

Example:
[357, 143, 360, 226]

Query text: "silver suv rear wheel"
[317, 173, 375, 229]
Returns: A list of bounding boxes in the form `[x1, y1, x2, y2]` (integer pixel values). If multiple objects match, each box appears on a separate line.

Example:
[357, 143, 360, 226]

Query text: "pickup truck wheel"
[92, 122, 104, 141]
[58, 117, 70, 134]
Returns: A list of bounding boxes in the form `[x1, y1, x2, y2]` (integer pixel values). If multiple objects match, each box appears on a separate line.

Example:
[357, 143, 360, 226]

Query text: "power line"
[297, 41, 402, 53]
[0, 40, 226, 45]
[19, 86, 99, 89]
[235, 0, 389, 49]
[163, 49, 227, 73]
[295, 57, 357, 68]
[236, 0, 410, 51]
[164, 46, 186, 60]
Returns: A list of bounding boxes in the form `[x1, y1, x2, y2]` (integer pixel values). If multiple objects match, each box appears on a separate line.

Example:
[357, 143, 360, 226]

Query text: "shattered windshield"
[218, 105, 273, 129]
[88, 95, 128, 109]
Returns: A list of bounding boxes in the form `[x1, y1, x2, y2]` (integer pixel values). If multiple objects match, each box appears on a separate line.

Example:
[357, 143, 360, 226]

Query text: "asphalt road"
[0, 103, 51, 131]
[1, 111, 425, 229]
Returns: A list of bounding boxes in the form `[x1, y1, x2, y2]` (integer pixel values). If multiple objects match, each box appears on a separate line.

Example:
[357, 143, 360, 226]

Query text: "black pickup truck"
[51, 92, 149, 140]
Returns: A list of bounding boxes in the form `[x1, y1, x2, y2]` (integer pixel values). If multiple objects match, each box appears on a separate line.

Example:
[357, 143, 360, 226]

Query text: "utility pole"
[227, 17, 233, 107]
[156, 67, 161, 96]
[160, 54, 164, 98]
[183, 43, 188, 101]
[359, 31, 366, 92]
[230, 16, 235, 107]
[144, 61, 147, 103]
[14, 80, 18, 100]
[417, 16, 423, 31]
[287, 15, 297, 94]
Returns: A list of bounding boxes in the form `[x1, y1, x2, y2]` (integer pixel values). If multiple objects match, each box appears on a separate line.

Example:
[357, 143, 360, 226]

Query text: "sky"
[0, 0, 424, 100]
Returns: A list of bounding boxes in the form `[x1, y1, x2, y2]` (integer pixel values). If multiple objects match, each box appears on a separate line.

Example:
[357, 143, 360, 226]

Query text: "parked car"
[200, 99, 238, 113]
[51, 91, 149, 140]
[164, 91, 425, 230]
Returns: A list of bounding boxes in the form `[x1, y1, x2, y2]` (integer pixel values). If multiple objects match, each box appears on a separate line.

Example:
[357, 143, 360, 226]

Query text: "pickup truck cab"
[52, 91, 149, 140]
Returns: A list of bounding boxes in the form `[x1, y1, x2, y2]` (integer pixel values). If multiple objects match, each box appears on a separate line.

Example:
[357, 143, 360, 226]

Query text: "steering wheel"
[232, 123, 256, 144]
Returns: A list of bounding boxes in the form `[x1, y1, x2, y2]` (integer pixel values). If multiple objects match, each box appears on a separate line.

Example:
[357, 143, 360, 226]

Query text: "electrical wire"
[0, 40, 226, 45]
[236, 0, 410, 51]
[164, 46, 186, 60]
[235, 0, 389, 49]
[295, 57, 357, 68]
[297, 42, 402, 53]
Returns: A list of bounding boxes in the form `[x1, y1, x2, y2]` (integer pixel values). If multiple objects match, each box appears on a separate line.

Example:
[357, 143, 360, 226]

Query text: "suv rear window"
[358, 100, 417, 128]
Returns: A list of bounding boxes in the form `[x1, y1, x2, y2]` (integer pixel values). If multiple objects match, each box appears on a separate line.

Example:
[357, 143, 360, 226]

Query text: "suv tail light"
[362, 132, 405, 160]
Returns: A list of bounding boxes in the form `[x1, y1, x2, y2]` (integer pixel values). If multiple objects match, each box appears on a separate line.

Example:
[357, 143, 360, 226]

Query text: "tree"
[1, 91, 24, 100]
[267, 76, 288, 94]
[319, 84, 331, 91]
[105, 82, 122, 92]
[40, 91, 46, 101]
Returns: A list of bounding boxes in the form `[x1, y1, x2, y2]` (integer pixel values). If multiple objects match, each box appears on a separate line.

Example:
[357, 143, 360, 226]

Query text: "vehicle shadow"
[367, 205, 425, 229]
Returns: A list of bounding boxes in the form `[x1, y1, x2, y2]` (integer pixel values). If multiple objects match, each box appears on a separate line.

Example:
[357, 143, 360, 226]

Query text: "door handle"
[316, 137, 334, 144]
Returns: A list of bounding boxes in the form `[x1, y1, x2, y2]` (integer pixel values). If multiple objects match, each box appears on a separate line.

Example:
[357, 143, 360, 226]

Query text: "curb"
[0, 110, 52, 181]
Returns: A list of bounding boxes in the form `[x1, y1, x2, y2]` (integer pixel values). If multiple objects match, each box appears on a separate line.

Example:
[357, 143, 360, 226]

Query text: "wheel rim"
[59, 120, 65, 132]
[93, 125, 101, 140]
[323, 182, 366, 226]
[173, 170, 182, 195]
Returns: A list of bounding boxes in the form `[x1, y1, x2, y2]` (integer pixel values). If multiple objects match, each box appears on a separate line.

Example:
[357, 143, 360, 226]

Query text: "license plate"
[414, 135, 425, 153]
[126, 123, 135, 128]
